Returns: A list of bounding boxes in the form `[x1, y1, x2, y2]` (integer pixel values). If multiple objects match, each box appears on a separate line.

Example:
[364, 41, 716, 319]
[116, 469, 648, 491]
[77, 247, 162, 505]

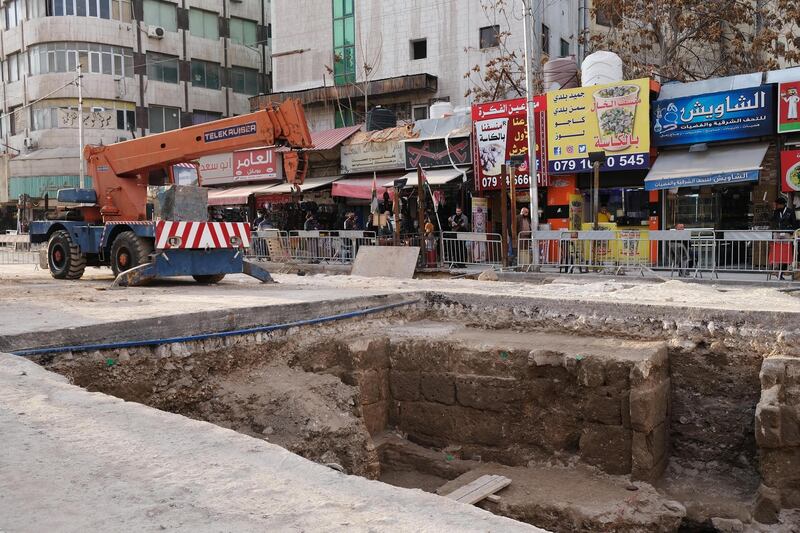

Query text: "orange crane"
[29, 99, 313, 285]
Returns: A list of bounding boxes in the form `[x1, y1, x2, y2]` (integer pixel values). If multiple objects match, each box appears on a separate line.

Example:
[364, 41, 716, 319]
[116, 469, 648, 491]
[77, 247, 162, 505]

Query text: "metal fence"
[518, 229, 800, 280]
[0, 235, 42, 265]
[248, 230, 377, 265]
[441, 231, 503, 267]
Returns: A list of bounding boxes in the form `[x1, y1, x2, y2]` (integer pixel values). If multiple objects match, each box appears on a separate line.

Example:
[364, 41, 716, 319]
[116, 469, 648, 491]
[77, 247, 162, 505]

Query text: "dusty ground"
[0, 353, 541, 533]
[1, 264, 798, 340]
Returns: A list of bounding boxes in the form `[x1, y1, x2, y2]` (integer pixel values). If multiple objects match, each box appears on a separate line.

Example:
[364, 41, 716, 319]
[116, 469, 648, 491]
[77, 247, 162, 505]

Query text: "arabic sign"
[780, 149, 800, 192]
[471, 95, 548, 191]
[58, 109, 115, 129]
[645, 170, 760, 191]
[547, 78, 651, 174]
[198, 148, 282, 186]
[341, 140, 405, 173]
[778, 81, 800, 134]
[652, 86, 775, 146]
[403, 137, 472, 170]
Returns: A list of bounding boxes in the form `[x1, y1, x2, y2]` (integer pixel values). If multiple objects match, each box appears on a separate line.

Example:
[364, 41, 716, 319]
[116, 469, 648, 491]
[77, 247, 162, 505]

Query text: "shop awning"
[331, 177, 394, 200]
[263, 175, 341, 194]
[644, 143, 769, 191]
[206, 184, 275, 206]
[384, 168, 468, 188]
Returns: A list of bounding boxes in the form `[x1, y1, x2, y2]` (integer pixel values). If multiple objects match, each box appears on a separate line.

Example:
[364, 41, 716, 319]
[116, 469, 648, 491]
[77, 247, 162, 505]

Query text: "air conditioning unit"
[23, 137, 37, 150]
[147, 26, 165, 39]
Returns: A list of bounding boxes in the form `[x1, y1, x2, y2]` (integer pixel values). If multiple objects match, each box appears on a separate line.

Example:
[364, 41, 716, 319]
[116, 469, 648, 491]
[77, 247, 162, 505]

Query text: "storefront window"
[582, 187, 649, 227]
[665, 184, 755, 230]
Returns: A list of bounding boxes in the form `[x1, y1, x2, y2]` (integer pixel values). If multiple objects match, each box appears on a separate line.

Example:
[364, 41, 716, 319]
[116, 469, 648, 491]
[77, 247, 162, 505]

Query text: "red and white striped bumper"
[155, 221, 251, 250]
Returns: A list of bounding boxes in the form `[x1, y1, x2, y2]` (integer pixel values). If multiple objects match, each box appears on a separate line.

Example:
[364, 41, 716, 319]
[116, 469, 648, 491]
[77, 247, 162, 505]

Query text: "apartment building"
[0, 0, 271, 204]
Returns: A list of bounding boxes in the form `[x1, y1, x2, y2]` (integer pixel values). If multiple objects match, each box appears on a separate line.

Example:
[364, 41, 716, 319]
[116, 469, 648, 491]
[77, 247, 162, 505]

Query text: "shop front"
[647, 83, 777, 230]
[255, 176, 342, 230]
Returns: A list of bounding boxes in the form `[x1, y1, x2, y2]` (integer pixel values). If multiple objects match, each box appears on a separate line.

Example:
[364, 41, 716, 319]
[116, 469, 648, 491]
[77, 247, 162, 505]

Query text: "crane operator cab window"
[148, 168, 171, 186]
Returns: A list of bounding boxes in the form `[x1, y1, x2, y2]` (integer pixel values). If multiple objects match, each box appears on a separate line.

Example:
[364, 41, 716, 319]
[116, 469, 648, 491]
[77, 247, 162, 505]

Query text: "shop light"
[689, 143, 708, 152]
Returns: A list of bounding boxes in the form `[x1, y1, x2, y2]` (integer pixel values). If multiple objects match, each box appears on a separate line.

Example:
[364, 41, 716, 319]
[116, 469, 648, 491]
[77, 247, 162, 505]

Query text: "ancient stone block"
[354, 338, 390, 370]
[529, 349, 563, 367]
[449, 405, 507, 446]
[760, 448, 800, 488]
[579, 425, 632, 475]
[780, 405, 800, 447]
[629, 378, 670, 433]
[753, 484, 781, 525]
[604, 360, 632, 387]
[420, 372, 456, 405]
[582, 393, 622, 425]
[760, 357, 787, 389]
[397, 401, 453, 444]
[630, 346, 669, 387]
[528, 378, 556, 405]
[755, 403, 782, 449]
[578, 357, 605, 388]
[361, 401, 388, 436]
[455, 376, 526, 412]
[358, 369, 384, 405]
[389, 371, 420, 401]
[631, 423, 668, 482]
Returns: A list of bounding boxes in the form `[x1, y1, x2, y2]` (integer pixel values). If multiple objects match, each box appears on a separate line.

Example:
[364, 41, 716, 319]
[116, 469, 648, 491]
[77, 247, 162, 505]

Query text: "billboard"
[547, 78, 651, 174]
[779, 81, 800, 134]
[652, 86, 775, 146]
[780, 149, 800, 192]
[471, 95, 548, 191]
[198, 148, 282, 186]
[403, 137, 472, 170]
[341, 139, 405, 173]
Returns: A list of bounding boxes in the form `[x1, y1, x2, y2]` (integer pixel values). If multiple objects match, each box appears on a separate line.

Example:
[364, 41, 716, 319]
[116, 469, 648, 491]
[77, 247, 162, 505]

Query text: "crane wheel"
[111, 231, 153, 277]
[192, 274, 226, 284]
[47, 230, 86, 280]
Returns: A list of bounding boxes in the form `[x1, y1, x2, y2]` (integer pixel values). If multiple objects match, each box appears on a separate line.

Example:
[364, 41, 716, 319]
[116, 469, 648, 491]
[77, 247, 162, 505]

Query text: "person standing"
[303, 212, 320, 262]
[252, 209, 266, 231]
[783, 87, 799, 121]
[343, 211, 358, 231]
[342, 211, 358, 261]
[448, 207, 470, 267]
[770, 197, 797, 279]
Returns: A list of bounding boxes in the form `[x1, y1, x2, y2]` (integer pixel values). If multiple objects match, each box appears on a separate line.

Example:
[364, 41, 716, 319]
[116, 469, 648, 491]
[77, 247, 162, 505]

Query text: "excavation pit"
[31, 308, 785, 532]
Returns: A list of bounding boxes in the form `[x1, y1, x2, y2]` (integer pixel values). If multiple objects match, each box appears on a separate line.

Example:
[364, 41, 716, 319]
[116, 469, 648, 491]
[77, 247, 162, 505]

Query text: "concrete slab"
[0, 354, 541, 533]
[351, 246, 420, 279]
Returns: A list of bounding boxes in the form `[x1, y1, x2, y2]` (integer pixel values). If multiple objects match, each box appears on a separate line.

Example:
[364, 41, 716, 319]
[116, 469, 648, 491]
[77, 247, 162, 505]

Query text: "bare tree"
[589, 0, 800, 83]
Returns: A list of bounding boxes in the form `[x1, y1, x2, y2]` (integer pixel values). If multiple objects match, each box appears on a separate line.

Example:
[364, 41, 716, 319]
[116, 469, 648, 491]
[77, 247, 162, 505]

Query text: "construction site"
[1, 263, 799, 532]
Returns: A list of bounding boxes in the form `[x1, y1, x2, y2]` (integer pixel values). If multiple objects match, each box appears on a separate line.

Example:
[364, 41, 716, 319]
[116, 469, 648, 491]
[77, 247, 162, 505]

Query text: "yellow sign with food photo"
[546, 78, 651, 174]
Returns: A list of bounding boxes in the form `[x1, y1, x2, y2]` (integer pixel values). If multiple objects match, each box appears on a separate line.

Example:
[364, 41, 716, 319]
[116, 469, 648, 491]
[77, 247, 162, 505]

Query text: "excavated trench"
[30, 300, 800, 533]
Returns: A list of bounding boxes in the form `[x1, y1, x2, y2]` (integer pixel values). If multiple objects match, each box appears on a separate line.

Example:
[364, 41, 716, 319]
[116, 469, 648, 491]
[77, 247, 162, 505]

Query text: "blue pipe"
[11, 299, 420, 357]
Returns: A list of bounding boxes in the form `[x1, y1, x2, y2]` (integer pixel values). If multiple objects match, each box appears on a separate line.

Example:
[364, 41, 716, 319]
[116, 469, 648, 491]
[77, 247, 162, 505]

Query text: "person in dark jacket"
[304, 212, 320, 231]
[772, 197, 798, 230]
[770, 197, 797, 280]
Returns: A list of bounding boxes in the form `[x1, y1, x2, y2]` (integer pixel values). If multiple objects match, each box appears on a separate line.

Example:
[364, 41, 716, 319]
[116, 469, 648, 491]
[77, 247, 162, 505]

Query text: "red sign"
[780, 149, 800, 192]
[233, 148, 280, 181]
[778, 81, 800, 134]
[471, 95, 548, 192]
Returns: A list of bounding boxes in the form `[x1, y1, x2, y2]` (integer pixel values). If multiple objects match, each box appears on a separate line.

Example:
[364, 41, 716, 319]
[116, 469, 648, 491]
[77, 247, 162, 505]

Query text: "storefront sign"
[779, 81, 800, 133]
[404, 137, 472, 170]
[652, 86, 775, 146]
[199, 149, 282, 186]
[780, 149, 800, 192]
[341, 140, 405, 173]
[547, 78, 651, 174]
[471, 96, 548, 191]
[645, 170, 760, 191]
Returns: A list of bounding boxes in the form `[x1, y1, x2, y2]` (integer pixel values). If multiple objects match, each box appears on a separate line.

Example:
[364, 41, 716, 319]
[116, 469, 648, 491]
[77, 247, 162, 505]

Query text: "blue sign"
[652, 87, 775, 146]
[645, 169, 760, 191]
[204, 122, 257, 143]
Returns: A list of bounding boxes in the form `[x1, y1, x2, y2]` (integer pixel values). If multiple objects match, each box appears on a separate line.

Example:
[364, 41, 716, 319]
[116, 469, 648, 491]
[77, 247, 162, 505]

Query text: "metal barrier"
[0, 235, 41, 265]
[518, 229, 799, 280]
[247, 229, 290, 262]
[286, 230, 376, 264]
[441, 231, 503, 267]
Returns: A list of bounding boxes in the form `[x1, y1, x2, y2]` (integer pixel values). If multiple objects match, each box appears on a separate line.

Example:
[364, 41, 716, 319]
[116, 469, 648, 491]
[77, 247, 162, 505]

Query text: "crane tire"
[192, 274, 226, 284]
[111, 231, 153, 277]
[47, 230, 86, 280]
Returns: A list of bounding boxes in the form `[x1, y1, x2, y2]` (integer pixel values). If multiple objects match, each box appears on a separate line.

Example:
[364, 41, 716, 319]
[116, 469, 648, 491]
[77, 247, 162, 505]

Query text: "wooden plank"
[444, 474, 511, 505]
[486, 494, 502, 503]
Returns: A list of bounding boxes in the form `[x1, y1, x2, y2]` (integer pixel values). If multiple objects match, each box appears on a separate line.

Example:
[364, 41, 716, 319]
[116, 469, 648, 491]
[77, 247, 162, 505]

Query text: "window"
[560, 39, 570, 57]
[231, 66, 259, 95]
[48, 0, 113, 19]
[29, 43, 134, 78]
[412, 105, 428, 121]
[332, 0, 355, 85]
[411, 39, 427, 60]
[5, 0, 21, 29]
[190, 60, 220, 90]
[143, 0, 176, 31]
[7, 53, 20, 82]
[191, 110, 222, 124]
[116, 109, 135, 131]
[542, 24, 550, 55]
[230, 17, 258, 46]
[146, 52, 178, 83]
[479, 25, 500, 49]
[189, 8, 218, 40]
[148, 105, 180, 133]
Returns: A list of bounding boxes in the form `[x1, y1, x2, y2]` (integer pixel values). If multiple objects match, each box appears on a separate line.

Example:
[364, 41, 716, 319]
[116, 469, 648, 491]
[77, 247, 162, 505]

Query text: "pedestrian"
[343, 211, 358, 231]
[380, 210, 395, 237]
[252, 209, 267, 231]
[448, 207, 470, 267]
[517, 207, 532, 234]
[303, 212, 320, 262]
[342, 211, 359, 262]
[770, 197, 797, 280]
[304, 212, 320, 231]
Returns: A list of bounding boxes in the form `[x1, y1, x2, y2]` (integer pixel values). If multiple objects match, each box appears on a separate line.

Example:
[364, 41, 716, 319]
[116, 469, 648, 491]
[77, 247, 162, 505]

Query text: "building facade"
[256, 0, 582, 131]
[0, 0, 271, 205]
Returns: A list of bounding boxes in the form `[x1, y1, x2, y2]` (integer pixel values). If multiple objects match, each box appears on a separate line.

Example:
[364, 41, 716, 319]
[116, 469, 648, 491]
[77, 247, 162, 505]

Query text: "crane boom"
[83, 99, 312, 222]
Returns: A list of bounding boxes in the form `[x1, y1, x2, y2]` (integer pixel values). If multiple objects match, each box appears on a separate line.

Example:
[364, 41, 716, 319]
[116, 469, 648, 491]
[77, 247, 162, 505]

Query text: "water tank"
[366, 106, 397, 131]
[429, 101, 454, 119]
[543, 57, 580, 92]
[581, 51, 623, 87]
